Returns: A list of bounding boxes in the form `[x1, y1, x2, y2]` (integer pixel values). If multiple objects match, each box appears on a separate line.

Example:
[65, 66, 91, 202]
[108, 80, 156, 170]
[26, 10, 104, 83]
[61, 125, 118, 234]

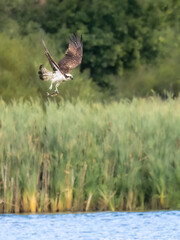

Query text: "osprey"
[38, 33, 83, 94]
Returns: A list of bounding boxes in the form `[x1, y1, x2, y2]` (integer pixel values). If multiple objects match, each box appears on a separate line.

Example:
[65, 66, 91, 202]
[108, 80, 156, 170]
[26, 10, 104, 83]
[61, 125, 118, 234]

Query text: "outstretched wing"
[41, 39, 60, 72]
[58, 33, 83, 74]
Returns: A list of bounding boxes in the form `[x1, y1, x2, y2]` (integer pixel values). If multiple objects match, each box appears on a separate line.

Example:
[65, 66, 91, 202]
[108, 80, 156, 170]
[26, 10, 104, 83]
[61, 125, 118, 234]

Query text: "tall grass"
[0, 97, 180, 213]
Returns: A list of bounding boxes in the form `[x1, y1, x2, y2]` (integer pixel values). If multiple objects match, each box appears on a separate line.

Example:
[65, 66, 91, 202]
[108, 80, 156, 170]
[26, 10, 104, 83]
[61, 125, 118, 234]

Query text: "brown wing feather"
[58, 33, 83, 74]
[41, 39, 60, 72]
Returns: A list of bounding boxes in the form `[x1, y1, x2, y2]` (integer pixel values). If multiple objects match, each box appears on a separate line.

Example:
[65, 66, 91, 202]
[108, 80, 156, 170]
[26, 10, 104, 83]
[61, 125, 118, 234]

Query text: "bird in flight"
[38, 33, 83, 95]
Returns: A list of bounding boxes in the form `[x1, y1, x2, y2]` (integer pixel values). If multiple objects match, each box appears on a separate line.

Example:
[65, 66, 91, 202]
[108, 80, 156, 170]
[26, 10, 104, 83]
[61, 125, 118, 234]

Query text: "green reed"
[0, 97, 180, 213]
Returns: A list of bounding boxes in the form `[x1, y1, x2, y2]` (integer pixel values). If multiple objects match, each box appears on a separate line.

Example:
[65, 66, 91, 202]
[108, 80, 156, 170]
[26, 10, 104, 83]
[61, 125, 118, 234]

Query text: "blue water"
[0, 211, 180, 240]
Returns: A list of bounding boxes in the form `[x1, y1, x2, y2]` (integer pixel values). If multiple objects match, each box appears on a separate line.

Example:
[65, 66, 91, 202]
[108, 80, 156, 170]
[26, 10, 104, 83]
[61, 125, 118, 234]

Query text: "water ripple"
[0, 211, 180, 240]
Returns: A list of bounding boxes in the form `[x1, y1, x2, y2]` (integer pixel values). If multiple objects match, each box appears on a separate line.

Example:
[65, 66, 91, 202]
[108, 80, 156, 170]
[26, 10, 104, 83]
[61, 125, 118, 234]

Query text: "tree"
[32, 0, 178, 88]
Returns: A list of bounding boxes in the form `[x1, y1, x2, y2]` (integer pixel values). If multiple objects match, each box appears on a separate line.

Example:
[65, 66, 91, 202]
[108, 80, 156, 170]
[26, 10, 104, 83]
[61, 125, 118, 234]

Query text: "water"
[0, 211, 180, 240]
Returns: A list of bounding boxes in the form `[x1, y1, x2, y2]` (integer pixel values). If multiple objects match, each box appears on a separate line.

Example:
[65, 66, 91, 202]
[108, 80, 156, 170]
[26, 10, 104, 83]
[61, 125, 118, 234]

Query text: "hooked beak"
[70, 76, 74, 80]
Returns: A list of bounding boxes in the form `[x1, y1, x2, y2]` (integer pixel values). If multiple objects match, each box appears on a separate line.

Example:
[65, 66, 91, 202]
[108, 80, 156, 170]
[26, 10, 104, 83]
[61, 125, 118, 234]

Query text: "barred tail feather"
[38, 64, 53, 81]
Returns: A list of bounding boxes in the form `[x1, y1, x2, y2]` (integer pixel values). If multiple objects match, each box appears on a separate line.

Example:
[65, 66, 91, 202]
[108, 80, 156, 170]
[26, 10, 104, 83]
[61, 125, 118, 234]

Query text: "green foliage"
[0, 32, 101, 101]
[0, 0, 180, 99]
[0, 33, 42, 101]
[112, 27, 180, 98]
[34, 0, 180, 87]
[1, 98, 180, 213]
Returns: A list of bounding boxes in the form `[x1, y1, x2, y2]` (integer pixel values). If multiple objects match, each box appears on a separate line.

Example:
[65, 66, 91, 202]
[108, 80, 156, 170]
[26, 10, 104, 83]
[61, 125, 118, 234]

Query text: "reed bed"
[0, 97, 180, 213]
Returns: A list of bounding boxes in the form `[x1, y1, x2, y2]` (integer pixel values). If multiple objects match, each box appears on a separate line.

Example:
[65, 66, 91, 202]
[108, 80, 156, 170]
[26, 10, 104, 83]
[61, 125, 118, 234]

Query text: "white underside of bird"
[39, 64, 73, 93]
[49, 70, 66, 93]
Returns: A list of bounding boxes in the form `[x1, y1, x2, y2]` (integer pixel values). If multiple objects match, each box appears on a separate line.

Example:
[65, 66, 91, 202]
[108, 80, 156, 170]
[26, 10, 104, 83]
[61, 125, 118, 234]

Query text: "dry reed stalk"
[44, 193, 49, 212]
[81, 162, 87, 187]
[29, 194, 37, 213]
[66, 188, 73, 211]
[65, 165, 75, 211]
[15, 178, 20, 213]
[160, 191, 166, 209]
[109, 191, 116, 211]
[80, 162, 88, 209]
[1, 165, 7, 213]
[85, 192, 93, 212]
[76, 162, 88, 210]
[42, 153, 50, 211]
[109, 201, 115, 212]
[9, 178, 14, 212]
[43, 153, 49, 196]
[0, 199, 4, 213]
[151, 196, 158, 209]
[22, 193, 29, 212]
[118, 196, 124, 211]
[57, 195, 64, 212]
[127, 191, 134, 210]
[50, 198, 58, 212]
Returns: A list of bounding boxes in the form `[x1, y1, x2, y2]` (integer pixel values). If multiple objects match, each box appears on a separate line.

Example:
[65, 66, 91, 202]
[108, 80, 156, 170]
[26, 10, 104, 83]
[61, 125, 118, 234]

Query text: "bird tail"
[38, 64, 53, 81]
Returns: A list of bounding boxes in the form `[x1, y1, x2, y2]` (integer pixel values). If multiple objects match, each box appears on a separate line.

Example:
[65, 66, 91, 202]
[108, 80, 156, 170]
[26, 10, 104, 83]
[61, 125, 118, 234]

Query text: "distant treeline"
[0, 0, 180, 100]
[1, 98, 180, 213]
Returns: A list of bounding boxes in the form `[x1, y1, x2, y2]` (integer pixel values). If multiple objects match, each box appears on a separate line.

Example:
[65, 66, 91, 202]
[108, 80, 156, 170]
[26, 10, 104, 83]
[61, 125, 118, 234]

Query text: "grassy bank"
[0, 98, 180, 213]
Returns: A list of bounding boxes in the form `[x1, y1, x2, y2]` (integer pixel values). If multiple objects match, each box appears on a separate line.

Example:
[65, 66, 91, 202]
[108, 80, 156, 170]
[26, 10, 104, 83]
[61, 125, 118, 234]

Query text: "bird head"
[65, 73, 73, 81]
